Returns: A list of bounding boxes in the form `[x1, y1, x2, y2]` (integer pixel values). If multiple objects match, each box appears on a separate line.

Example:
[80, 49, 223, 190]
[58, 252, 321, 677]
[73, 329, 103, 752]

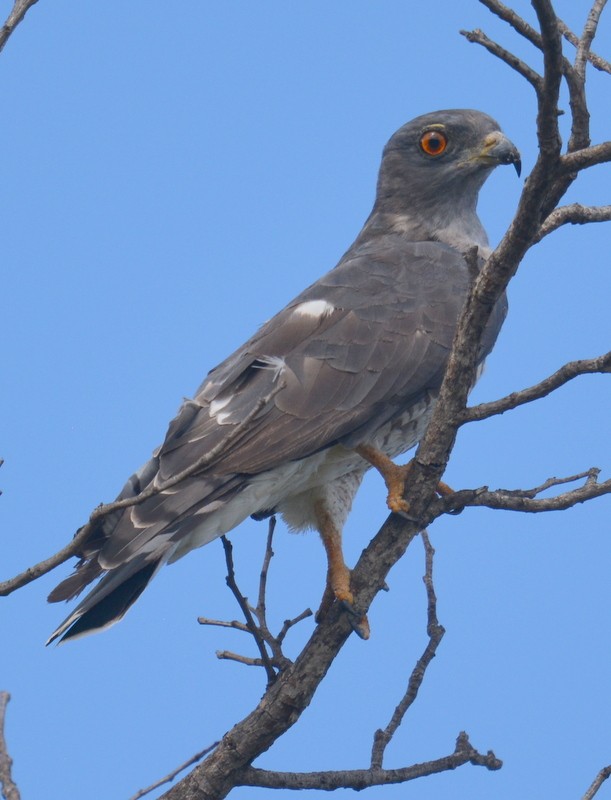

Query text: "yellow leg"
[314, 500, 370, 640]
[356, 444, 453, 513]
[356, 444, 413, 513]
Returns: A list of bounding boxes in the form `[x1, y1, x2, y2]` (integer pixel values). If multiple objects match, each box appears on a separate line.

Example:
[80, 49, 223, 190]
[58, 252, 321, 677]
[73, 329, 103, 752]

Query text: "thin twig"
[128, 742, 218, 800]
[573, 0, 607, 81]
[197, 617, 250, 633]
[478, 0, 543, 48]
[215, 651, 266, 667]
[582, 764, 611, 800]
[462, 352, 611, 423]
[256, 516, 276, 622]
[442, 470, 611, 516]
[371, 532, 445, 769]
[0, 0, 39, 54]
[478, 0, 610, 72]
[460, 28, 542, 90]
[535, 204, 611, 241]
[476, 0, 599, 155]
[558, 16, 611, 73]
[0, 692, 20, 800]
[276, 608, 313, 647]
[239, 731, 501, 790]
[220, 536, 277, 685]
[248, 517, 294, 671]
[0, 522, 96, 597]
[199, 518, 310, 673]
[513, 468, 600, 498]
[564, 0, 609, 150]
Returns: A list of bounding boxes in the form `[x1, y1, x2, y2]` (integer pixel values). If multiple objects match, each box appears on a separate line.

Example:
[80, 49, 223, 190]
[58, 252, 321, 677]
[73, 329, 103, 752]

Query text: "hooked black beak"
[478, 131, 522, 176]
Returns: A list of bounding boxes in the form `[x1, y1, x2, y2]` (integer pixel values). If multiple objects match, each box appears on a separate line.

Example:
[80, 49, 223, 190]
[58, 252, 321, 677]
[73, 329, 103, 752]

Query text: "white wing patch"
[209, 395, 232, 418]
[293, 299, 335, 320]
[252, 355, 285, 380]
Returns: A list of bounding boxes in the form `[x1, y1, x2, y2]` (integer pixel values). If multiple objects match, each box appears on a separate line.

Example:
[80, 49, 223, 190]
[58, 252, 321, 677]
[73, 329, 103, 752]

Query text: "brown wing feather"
[52, 236, 506, 589]
[153, 237, 505, 477]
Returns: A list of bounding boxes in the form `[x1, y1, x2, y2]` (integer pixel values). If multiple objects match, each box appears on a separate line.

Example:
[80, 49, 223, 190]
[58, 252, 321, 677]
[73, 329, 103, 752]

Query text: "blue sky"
[1, 2, 610, 798]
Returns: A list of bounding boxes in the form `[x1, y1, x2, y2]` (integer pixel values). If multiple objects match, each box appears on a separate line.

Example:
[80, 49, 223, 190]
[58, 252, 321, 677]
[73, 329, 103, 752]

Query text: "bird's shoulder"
[198, 234, 475, 395]
[156, 236, 476, 460]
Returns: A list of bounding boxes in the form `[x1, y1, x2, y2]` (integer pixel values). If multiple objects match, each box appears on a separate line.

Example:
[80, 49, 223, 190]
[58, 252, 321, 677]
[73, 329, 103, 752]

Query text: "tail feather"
[46, 558, 162, 645]
[47, 559, 104, 603]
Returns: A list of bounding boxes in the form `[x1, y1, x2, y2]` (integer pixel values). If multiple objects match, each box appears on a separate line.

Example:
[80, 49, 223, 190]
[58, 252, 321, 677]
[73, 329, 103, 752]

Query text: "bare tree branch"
[479, 0, 610, 73]
[0, 0, 39, 55]
[582, 764, 611, 800]
[275, 609, 313, 646]
[0, 523, 95, 597]
[238, 731, 501, 790]
[248, 517, 299, 671]
[197, 617, 251, 633]
[460, 28, 542, 90]
[561, 141, 611, 171]
[442, 469, 611, 515]
[215, 650, 268, 668]
[370, 531, 444, 769]
[406, 0, 607, 517]
[535, 204, 611, 241]
[128, 743, 219, 800]
[558, 17, 611, 73]
[533, 0, 564, 155]
[3, 4, 609, 799]
[462, 352, 611, 423]
[156, 5, 611, 793]
[257, 515, 276, 615]
[220, 536, 278, 685]
[478, 0, 543, 49]
[0, 693, 20, 800]
[477, 0, 591, 153]
[198, 518, 311, 675]
[573, 0, 607, 81]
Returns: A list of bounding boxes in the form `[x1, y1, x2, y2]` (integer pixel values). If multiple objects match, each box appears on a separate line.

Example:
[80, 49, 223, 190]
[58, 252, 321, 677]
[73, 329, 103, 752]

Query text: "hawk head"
[370, 109, 521, 251]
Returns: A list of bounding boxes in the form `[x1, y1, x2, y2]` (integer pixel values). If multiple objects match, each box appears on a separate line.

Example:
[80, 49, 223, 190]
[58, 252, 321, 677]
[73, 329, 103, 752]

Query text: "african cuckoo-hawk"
[47, 109, 520, 643]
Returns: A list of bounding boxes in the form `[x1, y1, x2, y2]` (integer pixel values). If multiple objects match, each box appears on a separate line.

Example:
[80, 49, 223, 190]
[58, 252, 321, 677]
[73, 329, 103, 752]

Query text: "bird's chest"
[371, 391, 437, 460]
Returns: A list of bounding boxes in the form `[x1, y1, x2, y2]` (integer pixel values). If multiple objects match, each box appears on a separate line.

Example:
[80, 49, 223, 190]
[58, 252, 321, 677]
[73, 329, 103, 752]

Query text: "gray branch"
[128, 743, 219, 800]
[460, 28, 542, 90]
[442, 470, 611, 515]
[0, 0, 39, 55]
[561, 141, 611, 172]
[462, 352, 611, 423]
[573, 0, 608, 81]
[582, 764, 611, 800]
[156, 5, 611, 796]
[0, 693, 20, 800]
[370, 532, 445, 769]
[535, 204, 611, 241]
[558, 16, 611, 73]
[198, 518, 311, 677]
[238, 731, 501, 790]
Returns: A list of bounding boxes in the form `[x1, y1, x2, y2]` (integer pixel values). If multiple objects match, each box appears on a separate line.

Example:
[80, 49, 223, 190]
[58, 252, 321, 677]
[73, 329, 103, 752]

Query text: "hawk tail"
[46, 556, 163, 645]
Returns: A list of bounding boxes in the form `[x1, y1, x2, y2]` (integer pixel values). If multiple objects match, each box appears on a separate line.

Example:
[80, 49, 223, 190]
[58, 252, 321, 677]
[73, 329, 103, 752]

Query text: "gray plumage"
[47, 109, 520, 644]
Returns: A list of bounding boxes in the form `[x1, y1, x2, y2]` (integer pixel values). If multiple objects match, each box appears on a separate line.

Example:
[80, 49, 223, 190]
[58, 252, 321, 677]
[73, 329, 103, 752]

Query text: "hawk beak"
[477, 132, 522, 176]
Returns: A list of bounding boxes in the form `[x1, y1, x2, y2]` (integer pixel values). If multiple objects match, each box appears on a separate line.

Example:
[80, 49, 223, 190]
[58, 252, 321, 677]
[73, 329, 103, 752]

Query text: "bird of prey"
[47, 109, 520, 644]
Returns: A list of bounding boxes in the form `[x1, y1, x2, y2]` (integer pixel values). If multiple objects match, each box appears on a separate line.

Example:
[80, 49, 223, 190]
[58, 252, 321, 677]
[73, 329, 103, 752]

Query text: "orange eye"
[420, 129, 448, 156]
